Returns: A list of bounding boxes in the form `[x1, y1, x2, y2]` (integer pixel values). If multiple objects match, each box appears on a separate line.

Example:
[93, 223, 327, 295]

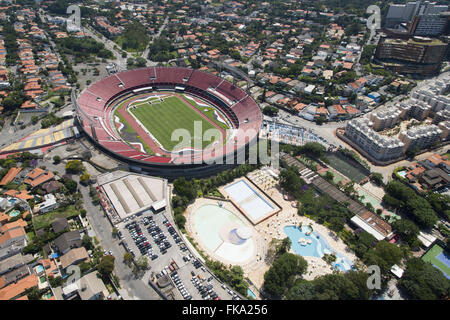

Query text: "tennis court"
[326, 152, 369, 183]
[422, 244, 450, 279]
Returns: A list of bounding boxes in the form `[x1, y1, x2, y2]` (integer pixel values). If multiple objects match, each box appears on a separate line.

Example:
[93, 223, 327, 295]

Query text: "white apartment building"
[345, 118, 405, 161]
[344, 72, 449, 161]
[437, 120, 450, 141]
[398, 124, 443, 151]
[369, 107, 403, 131]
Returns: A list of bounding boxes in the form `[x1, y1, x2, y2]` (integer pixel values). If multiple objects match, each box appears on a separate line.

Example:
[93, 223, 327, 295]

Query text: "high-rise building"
[385, 1, 449, 36]
[375, 35, 448, 75]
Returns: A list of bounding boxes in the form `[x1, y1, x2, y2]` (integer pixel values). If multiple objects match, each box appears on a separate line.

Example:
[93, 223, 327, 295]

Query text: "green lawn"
[183, 95, 230, 130]
[129, 96, 220, 151]
[33, 205, 80, 230]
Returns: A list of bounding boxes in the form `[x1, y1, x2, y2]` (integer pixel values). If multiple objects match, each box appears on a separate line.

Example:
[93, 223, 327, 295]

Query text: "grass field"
[422, 244, 450, 278]
[182, 95, 230, 130]
[33, 205, 80, 230]
[129, 95, 221, 151]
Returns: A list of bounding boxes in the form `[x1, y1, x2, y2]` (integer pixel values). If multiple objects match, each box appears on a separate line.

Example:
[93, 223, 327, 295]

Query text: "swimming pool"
[397, 171, 407, 178]
[192, 204, 255, 263]
[9, 210, 20, 217]
[284, 225, 353, 272]
[223, 180, 274, 221]
[36, 265, 44, 273]
[247, 288, 257, 299]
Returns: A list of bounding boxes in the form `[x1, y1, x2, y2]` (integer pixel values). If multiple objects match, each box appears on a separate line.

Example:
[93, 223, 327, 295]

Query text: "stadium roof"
[75, 67, 262, 169]
[98, 171, 167, 220]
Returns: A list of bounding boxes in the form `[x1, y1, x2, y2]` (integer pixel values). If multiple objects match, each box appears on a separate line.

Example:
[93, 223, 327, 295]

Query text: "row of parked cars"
[191, 275, 220, 300]
[170, 271, 192, 300]
[146, 217, 171, 254]
[165, 220, 183, 245]
[125, 221, 158, 260]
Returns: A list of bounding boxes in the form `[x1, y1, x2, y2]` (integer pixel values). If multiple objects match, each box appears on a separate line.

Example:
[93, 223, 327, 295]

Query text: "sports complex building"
[74, 67, 263, 178]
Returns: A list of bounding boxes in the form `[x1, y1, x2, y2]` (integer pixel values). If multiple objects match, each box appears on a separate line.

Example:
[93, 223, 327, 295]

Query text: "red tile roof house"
[2, 189, 33, 200]
[0, 219, 27, 234]
[0, 274, 38, 300]
[0, 167, 22, 186]
[24, 168, 54, 188]
[0, 227, 27, 249]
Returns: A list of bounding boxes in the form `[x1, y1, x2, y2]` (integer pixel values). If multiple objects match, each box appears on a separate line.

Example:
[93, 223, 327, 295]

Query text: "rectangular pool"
[223, 180, 274, 222]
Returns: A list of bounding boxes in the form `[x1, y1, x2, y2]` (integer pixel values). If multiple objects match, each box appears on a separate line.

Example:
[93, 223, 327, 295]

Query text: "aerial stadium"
[73, 67, 263, 178]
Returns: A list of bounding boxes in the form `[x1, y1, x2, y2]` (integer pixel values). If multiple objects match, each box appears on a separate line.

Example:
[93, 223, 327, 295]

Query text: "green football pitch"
[129, 95, 221, 151]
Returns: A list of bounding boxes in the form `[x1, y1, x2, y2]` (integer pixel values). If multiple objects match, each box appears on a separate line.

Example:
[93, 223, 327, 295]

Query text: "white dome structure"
[236, 227, 253, 240]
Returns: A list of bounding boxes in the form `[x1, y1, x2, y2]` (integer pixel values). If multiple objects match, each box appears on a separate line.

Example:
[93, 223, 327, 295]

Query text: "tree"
[174, 214, 186, 229]
[135, 57, 147, 67]
[363, 240, 403, 274]
[263, 252, 308, 297]
[398, 258, 450, 300]
[79, 261, 91, 274]
[24, 286, 43, 300]
[121, 21, 149, 51]
[392, 219, 420, 247]
[286, 281, 316, 300]
[427, 193, 450, 220]
[62, 178, 77, 193]
[80, 172, 91, 185]
[48, 276, 63, 288]
[65, 160, 84, 174]
[299, 142, 326, 159]
[31, 115, 39, 125]
[97, 255, 115, 278]
[262, 106, 279, 117]
[383, 181, 438, 229]
[279, 168, 305, 199]
[370, 173, 384, 186]
[173, 177, 197, 202]
[286, 270, 371, 300]
[53, 155, 61, 164]
[112, 227, 119, 238]
[124, 252, 134, 266]
[324, 170, 334, 182]
[136, 256, 149, 271]
[82, 235, 94, 251]
[279, 237, 291, 255]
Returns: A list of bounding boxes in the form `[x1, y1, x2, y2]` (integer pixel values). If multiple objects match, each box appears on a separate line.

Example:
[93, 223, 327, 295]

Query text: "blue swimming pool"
[397, 171, 407, 178]
[247, 288, 257, 299]
[284, 225, 353, 272]
[36, 265, 44, 273]
[9, 210, 20, 218]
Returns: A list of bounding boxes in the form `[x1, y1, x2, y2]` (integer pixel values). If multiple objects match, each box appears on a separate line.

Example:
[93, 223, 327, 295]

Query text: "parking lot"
[116, 209, 241, 300]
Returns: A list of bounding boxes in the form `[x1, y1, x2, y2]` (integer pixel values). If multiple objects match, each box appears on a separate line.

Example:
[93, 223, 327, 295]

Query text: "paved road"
[83, 26, 127, 70]
[142, 16, 169, 63]
[275, 109, 347, 147]
[78, 183, 161, 300]
[39, 152, 160, 300]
